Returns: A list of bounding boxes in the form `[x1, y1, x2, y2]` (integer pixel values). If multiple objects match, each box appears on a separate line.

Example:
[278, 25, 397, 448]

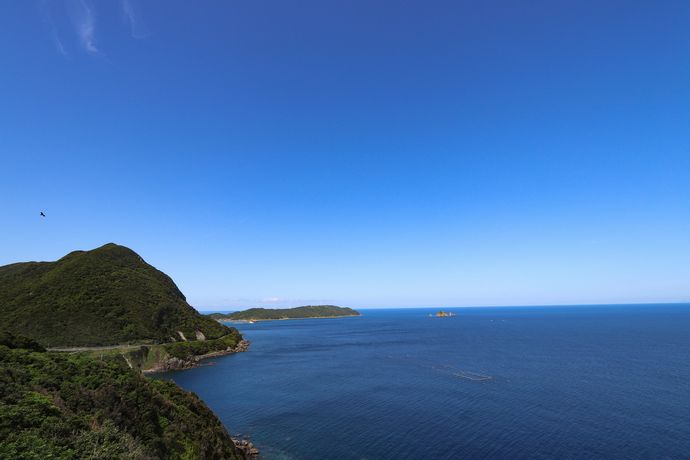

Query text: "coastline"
[218, 314, 360, 323]
[143, 338, 260, 457]
[232, 438, 260, 460]
[142, 337, 259, 457]
[142, 338, 250, 374]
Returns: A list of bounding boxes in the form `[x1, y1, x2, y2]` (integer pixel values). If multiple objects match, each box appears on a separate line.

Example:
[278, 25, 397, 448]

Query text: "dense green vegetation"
[77, 328, 244, 372]
[0, 330, 45, 352]
[0, 245, 249, 458]
[0, 340, 241, 459]
[210, 305, 360, 321]
[0, 243, 230, 347]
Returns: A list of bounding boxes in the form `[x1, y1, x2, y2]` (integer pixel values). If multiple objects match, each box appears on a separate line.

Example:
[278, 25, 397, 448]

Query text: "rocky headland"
[143, 338, 250, 374]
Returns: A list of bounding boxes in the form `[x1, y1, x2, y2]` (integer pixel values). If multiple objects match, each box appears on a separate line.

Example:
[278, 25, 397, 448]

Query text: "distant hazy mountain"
[0, 243, 230, 347]
[209, 305, 360, 321]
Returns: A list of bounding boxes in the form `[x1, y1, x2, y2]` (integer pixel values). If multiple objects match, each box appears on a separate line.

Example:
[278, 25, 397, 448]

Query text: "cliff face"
[140, 338, 251, 374]
[0, 243, 230, 347]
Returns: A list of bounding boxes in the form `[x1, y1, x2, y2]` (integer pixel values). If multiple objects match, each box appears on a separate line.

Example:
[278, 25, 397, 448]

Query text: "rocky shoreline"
[141, 338, 259, 456]
[142, 339, 250, 374]
[232, 437, 260, 459]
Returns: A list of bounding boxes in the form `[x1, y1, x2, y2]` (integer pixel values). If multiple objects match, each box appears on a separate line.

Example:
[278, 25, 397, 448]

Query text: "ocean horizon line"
[196, 301, 690, 313]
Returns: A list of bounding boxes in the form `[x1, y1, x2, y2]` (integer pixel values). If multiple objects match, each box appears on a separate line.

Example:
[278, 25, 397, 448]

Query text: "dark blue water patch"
[155, 305, 690, 459]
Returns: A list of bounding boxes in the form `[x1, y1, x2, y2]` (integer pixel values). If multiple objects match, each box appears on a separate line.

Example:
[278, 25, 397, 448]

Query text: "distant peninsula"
[209, 305, 360, 322]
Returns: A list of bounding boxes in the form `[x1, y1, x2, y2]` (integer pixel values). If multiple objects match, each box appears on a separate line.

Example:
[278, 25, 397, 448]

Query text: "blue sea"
[157, 305, 690, 459]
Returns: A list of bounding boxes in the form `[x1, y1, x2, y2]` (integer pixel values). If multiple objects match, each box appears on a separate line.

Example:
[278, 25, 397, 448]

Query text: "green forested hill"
[0, 337, 241, 459]
[210, 305, 360, 321]
[0, 243, 230, 347]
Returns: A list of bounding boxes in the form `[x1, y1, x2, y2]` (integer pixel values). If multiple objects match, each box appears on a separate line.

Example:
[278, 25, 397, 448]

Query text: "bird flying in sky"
[40, 212, 46, 217]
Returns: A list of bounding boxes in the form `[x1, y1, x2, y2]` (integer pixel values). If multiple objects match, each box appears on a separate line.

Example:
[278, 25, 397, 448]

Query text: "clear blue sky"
[1, 1, 689, 309]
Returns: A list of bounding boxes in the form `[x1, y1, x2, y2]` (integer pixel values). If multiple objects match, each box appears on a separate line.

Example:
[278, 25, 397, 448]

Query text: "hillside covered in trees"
[209, 305, 360, 321]
[0, 333, 242, 459]
[0, 243, 230, 347]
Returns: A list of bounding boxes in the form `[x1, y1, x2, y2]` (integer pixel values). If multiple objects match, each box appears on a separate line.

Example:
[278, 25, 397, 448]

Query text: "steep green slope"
[0, 243, 230, 347]
[0, 338, 241, 460]
[211, 305, 360, 321]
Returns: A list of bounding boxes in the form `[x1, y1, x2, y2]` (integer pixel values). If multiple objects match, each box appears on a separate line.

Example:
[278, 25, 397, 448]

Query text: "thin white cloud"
[39, 0, 148, 58]
[122, 0, 150, 39]
[51, 26, 68, 55]
[78, 0, 99, 54]
[39, 1, 68, 56]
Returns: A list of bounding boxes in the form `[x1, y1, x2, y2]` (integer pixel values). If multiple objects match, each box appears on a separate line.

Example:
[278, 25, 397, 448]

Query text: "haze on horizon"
[1, 1, 689, 309]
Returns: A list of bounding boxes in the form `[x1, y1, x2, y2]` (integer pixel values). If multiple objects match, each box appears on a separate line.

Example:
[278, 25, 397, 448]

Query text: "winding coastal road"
[47, 344, 146, 352]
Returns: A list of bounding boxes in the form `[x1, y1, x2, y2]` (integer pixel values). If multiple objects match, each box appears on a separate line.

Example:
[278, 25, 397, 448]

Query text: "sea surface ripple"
[157, 305, 690, 459]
